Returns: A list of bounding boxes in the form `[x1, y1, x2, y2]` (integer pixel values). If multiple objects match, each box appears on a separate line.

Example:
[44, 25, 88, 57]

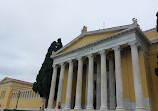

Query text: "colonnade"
[47, 41, 145, 111]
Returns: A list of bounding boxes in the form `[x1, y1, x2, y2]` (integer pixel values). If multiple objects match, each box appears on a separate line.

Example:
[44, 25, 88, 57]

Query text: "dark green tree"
[33, 38, 63, 108]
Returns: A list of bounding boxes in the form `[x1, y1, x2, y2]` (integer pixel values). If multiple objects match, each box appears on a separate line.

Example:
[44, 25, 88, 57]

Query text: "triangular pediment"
[0, 77, 33, 85]
[0, 77, 12, 83]
[55, 24, 135, 55]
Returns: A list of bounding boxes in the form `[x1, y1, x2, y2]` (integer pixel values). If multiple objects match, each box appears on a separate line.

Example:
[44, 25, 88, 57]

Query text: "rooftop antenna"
[103, 21, 105, 29]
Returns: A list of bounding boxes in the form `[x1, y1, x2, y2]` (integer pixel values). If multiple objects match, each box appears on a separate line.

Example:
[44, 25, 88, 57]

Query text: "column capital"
[128, 41, 139, 47]
[52, 64, 57, 68]
[87, 53, 93, 59]
[77, 57, 83, 61]
[60, 62, 65, 67]
[112, 46, 120, 52]
[98, 50, 107, 55]
[68, 59, 73, 64]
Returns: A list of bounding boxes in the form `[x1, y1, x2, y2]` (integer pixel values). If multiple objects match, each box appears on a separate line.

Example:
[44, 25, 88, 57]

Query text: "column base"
[100, 106, 108, 111]
[64, 107, 71, 110]
[116, 106, 125, 110]
[46, 108, 53, 111]
[86, 106, 94, 110]
[74, 106, 82, 110]
[135, 107, 146, 111]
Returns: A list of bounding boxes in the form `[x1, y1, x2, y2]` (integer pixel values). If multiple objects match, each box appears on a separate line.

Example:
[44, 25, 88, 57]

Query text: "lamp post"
[15, 91, 21, 110]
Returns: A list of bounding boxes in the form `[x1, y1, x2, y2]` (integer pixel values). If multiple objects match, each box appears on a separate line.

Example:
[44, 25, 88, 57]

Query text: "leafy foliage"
[33, 38, 63, 107]
[155, 54, 158, 76]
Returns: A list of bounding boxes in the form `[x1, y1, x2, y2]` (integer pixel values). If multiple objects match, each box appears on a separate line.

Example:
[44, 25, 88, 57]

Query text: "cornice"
[12, 87, 32, 91]
[135, 27, 151, 46]
[144, 28, 156, 33]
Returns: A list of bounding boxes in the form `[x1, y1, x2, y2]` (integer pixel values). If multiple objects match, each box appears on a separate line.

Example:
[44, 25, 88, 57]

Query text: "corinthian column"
[113, 46, 125, 110]
[129, 41, 145, 111]
[56, 63, 65, 109]
[86, 54, 94, 110]
[108, 55, 116, 110]
[75, 57, 83, 109]
[99, 50, 108, 110]
[47, 65, 58, 109]
[65, 60, 74, 109]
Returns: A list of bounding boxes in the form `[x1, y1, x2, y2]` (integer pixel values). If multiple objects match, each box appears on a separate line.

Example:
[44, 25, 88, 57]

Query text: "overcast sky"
[0, 0, 158, 82]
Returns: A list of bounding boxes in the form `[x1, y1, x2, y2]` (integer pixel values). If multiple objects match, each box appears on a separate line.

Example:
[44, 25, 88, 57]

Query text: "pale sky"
[0, 0, 158, 82]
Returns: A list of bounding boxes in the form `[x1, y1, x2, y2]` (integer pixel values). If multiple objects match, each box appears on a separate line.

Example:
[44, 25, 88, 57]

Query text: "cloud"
[0, 0, 158, 82]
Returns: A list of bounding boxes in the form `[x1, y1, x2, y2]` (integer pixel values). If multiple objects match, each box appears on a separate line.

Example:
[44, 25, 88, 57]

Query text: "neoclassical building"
[47, 20, 158, 111]
[0, 77, 44, 110]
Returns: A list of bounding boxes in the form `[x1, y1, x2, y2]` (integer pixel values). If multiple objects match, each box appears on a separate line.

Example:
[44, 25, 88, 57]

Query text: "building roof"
[144, 28, 158, 44]
[0, 77, 33, 85]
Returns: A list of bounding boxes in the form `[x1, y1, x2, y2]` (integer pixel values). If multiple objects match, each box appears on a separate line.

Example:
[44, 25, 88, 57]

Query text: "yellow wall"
[61, 64, 88, 106]
[11, 82, 32, 89]
[121, 51, 149, 103]
[61, 65, 68, 104]
[145, 29, 158, 40]
[9, 88, 43, 109]
[0, 82, 12, 109]
[71, 67, 77, 107]
[144, 28, 158, 111]
[148, 45, 158, 111]
[60, 50, 151, 107]
[0, 79, 43, 110]
[62, 30, 121, 53]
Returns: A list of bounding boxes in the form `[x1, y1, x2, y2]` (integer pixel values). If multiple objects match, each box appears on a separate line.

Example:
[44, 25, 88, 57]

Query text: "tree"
[33, 38, 63, 108]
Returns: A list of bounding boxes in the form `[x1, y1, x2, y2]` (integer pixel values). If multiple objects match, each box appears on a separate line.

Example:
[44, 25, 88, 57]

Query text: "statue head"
[81, 26, 87, 34]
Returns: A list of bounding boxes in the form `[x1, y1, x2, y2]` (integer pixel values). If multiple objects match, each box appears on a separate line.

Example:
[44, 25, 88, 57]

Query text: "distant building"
[47, 22, 158, 111]
[0, 77, 44, 111]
